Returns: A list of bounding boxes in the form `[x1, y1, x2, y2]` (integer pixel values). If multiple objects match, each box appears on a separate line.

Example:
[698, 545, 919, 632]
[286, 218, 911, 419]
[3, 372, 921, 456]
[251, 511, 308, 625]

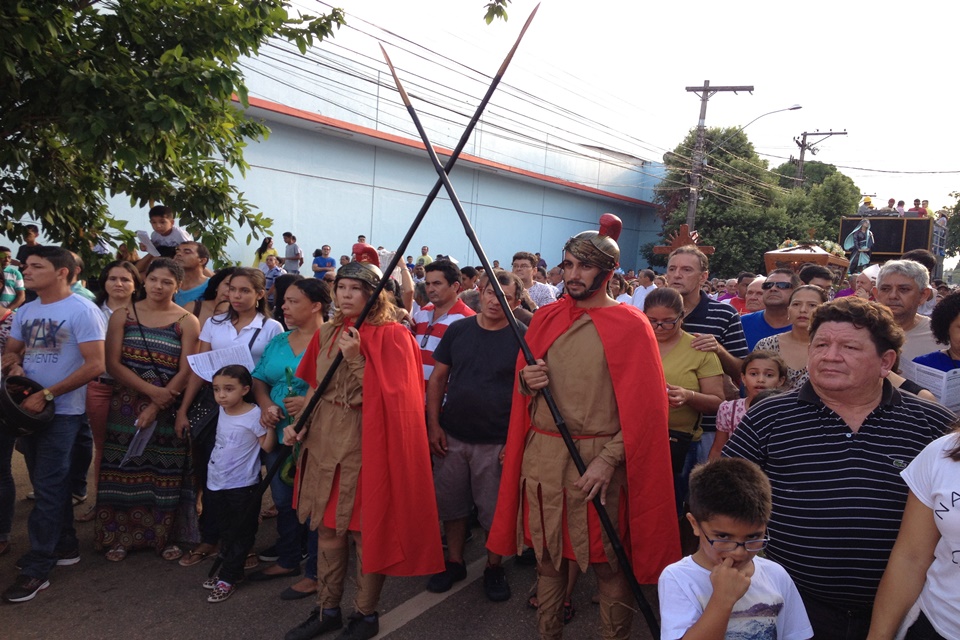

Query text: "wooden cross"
[653, 224, 715, 255]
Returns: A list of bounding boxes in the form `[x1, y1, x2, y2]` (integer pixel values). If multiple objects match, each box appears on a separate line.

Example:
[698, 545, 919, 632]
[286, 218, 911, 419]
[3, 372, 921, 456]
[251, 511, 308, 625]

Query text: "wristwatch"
[41, 388, 55, 402]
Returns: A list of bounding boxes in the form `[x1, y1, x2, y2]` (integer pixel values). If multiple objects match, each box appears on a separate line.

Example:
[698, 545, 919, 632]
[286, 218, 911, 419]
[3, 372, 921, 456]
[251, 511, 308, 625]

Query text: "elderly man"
[724, 297, 955, 640]
[489, 217, 678, 640]
[743, 276, 766, 313]
[874, 259, 939, 363]
[740, 269, 799, 351]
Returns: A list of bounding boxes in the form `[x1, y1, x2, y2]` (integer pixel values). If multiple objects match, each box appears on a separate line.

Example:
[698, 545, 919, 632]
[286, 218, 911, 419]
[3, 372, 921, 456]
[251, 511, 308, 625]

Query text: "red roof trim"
[241, 96, 652, 207]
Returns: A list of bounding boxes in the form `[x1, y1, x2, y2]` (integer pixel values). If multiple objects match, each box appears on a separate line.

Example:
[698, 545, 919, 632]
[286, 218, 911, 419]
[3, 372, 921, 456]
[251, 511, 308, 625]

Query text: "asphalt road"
[0, 454, 660, 640]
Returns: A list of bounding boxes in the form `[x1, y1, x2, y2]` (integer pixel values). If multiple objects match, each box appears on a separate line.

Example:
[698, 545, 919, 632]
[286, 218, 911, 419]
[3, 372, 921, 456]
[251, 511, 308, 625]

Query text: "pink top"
[716, 398, 748, 434]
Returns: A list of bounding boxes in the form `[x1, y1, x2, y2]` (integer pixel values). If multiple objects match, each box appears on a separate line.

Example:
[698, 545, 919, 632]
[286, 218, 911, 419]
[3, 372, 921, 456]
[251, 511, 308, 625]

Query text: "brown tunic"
[520, 314, 626, 572]
[295, 322, 366, 536]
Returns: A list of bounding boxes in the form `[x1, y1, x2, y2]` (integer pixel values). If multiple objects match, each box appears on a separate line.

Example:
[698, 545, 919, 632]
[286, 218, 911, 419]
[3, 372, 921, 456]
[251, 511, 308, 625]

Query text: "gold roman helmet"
[336, 261, 383, 289]
[563, 213, 622, 271]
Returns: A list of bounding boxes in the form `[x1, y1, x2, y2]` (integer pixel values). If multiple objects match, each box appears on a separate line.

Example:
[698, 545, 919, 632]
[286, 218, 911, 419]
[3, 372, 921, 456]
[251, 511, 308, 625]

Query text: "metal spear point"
[379, 42, 661, 638]
[209, 5, 541, 583]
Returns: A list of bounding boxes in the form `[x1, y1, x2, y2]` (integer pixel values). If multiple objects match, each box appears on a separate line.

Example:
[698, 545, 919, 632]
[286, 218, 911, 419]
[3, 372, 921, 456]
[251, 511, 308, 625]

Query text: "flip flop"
[243, 552, 259, 570]
[179, 545, 217, 567]
[162, 545, 184, 561]
[75, 505, 97, 523]
[106, 546, 127, 562]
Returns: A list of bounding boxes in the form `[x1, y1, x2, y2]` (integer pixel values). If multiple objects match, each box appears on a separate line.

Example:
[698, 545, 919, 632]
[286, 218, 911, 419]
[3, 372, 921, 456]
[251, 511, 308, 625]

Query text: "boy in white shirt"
[658, 459, 812, 639]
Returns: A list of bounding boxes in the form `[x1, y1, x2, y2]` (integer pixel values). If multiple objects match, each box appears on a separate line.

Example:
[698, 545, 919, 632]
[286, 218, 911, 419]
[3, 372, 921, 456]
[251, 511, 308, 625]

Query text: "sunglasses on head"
[761, 281, 793, 290]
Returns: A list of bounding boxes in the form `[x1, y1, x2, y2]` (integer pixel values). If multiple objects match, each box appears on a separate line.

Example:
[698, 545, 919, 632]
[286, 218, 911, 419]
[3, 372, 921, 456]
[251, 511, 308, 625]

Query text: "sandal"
[527, 594, 539, 610]
[105, 545, 128, 562]
[563, 601, 576, 625]
[243, 552, 259, 570]
[179, 544, 217, 567]
[162, 545, 184, 562]
[259, 506, 278, 519]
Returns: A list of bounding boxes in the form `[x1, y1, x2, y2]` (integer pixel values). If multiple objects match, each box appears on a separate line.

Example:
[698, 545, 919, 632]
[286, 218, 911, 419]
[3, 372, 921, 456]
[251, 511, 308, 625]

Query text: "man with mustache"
[488, 215, 678, 640]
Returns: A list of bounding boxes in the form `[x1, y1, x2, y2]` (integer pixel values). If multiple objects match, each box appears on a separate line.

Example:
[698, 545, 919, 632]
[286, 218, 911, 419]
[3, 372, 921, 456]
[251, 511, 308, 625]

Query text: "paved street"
[0, 455, 660, 639]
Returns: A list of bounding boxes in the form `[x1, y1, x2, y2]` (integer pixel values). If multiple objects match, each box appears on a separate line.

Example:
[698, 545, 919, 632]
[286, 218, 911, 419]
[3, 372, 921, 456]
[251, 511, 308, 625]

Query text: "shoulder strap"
[248, 326, 262, 350]
[131, 303, 172, 384]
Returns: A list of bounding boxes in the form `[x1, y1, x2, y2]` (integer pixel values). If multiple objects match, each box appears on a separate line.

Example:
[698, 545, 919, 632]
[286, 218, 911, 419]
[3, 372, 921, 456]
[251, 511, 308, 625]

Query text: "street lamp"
[685, 104, 802, 229]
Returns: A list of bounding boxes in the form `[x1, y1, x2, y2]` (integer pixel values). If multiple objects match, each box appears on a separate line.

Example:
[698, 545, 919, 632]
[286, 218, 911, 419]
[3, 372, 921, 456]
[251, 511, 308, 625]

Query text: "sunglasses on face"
[761, 281, 793, 290]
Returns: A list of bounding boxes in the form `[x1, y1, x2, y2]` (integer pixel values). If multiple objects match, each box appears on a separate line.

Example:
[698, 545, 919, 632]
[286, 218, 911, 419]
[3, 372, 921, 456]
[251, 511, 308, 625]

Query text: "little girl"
[202, 365, 274, 603]
[708, 351, 786, 461]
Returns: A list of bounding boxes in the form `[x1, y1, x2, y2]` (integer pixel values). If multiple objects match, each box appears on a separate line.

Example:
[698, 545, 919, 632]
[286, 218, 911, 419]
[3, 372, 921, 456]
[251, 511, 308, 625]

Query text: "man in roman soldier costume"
[487, 214, 679, 639]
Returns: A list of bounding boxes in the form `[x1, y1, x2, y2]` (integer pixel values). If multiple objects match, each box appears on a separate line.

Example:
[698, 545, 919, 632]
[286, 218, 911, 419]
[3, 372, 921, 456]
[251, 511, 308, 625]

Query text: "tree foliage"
[1, 0, 344, 267]
[646, 128, 861, 276]
[944, 191, 960, 258]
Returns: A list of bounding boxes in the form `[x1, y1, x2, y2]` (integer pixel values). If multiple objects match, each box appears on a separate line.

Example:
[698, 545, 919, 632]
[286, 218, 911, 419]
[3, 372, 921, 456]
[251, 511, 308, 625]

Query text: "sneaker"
[285, 607, 343, 640]
[207, 580, 235, 603]
[56, 548, 81, 566]
[335, 612, 379, 640]
[483, 565, 511, 602]
[3, 575, 50, 603]
[258, 544, 280, 562]
[426, 560, 467, 593]
[202, 576, 220, 590]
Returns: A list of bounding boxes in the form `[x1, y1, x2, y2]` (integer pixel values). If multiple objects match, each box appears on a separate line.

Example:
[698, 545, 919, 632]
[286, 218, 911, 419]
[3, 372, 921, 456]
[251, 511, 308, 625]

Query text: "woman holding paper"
[174, 267, 282, 567]
[912, 290, 960, 374]
[94, 258, 200, 562]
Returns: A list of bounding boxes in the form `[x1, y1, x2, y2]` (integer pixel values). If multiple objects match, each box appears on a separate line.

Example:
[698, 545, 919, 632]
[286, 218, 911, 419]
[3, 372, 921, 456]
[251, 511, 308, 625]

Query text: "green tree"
[1, 0, 344, 266]
[944, 191, 960, 258]
[772, 159, 839, 190]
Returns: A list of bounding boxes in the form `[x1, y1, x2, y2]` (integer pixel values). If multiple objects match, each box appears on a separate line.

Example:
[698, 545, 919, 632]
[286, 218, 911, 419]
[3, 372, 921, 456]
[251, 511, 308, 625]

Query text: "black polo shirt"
[723, 380, 955, 606]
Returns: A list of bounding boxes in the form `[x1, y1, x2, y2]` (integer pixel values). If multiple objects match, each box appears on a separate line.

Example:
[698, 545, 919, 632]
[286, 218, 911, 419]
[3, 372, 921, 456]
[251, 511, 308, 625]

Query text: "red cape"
[486, 298, 680, 582]
[300, 321, 444, 577]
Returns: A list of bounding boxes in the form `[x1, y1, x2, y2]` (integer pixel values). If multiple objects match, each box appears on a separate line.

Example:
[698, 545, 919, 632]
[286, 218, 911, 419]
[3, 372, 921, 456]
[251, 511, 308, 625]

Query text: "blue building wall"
[108, 113, 665, 271]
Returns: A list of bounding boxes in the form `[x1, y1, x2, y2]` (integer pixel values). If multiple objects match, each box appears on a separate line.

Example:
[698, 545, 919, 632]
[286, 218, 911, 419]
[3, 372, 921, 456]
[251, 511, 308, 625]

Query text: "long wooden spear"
[210, 5, 541, 581]
[379, 44, 661, 637]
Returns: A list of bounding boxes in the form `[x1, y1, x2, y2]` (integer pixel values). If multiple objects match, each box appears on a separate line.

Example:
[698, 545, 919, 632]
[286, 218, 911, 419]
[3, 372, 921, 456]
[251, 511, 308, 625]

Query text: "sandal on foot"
[105, 546, 127, 562]
[179, 544, 217, 567]
[259, 506, 278, 519]
[563, 601, 576, 624]
[527, 594, 539, 609]
[243, 552, 259, 570]
[162, 545, 184, 561]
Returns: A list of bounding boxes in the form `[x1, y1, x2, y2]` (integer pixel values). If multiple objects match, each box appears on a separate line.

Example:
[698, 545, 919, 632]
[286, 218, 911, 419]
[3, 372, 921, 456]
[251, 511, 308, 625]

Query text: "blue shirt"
[174, 281, 207, 306]
[912, 350, 960, 372]
[11, 294, 106, 415]
[251, 331, 310, 429]
[740, 310, 791, 352]
[312, 256, 336, 279]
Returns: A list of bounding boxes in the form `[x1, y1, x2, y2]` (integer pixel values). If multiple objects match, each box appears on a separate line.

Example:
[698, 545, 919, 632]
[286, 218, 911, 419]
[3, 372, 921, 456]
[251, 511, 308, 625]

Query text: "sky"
[298, 0, 959, 210]
[290, 0, 959, 269]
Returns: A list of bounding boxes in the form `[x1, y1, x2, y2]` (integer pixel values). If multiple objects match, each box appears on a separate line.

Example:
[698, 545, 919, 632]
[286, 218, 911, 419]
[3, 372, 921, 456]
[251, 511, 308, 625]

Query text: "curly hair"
[809, 297, 904, 357]
[930, 290, 960, 345]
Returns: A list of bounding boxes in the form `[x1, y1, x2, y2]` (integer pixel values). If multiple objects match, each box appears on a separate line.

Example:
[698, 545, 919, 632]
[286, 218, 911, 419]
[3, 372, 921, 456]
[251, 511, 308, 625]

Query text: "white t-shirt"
[658, 555, 813, 640]
[901, 315, 940, 364]
[631, 283, 656, 310]
[199, 313, 283, 368]
[150, 225, 193, 247]
[11, 294, 106, 415]
[901, 433, 960, 638]
[207, 404, 265, 491]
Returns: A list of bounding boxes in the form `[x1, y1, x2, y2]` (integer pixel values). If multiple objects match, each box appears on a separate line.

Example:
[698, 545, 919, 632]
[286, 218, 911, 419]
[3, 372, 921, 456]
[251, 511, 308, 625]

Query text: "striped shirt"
[412, 298, 475, 382]
[723, 381, 955, 606]
[682, 292, 749, 432]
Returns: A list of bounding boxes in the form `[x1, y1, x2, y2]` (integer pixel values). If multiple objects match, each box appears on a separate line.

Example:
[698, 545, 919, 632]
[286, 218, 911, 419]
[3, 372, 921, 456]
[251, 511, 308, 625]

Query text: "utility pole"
[793, 130, 847, 187]
[685, 80, 753, 230]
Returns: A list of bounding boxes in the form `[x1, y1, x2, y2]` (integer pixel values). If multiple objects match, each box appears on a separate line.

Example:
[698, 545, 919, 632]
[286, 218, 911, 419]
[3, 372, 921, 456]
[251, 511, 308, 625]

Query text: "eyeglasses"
[761, 281, 793, 291]
[700, 531, 769, 553]
[649, 316, 682, 330]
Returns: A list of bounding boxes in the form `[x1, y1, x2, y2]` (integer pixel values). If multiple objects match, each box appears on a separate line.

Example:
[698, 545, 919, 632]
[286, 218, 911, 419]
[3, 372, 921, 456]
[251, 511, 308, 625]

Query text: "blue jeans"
[696, 431, 715, 465]
[263, 448, 307, 570]
[18, 414, 86, 580]
[69, 418, 93, 498]
[0, 433, 15, 540]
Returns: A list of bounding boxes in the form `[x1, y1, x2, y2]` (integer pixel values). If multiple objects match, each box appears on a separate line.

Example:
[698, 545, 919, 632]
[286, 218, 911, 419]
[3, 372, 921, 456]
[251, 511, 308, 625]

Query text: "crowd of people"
[1, 205, 960, 640]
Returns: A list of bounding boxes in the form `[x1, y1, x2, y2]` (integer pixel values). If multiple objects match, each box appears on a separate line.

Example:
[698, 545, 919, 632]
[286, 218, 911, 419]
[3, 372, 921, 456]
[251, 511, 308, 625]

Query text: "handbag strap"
[247, 326, 262, 350]
[130, 303, 172, 385]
